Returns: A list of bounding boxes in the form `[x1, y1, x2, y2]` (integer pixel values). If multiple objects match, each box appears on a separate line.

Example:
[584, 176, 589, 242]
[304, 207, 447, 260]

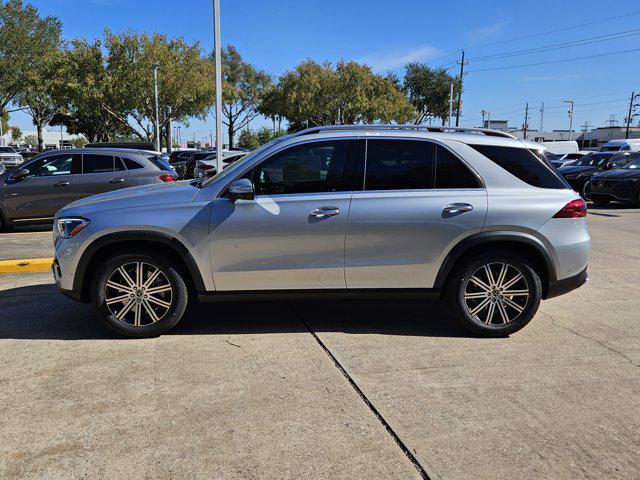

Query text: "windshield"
[572, 153, 613, 166]
[622, 159, 640, 169]
[0, 146, 15, 153]
[201, 139, 283, 187]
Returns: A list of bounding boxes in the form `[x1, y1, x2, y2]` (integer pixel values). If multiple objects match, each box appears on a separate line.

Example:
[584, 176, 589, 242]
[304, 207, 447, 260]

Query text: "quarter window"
[82, 154, 114, 173]
[250, 141, 350, 195]
[470, 144, 566, 189]
[364, 139, 434, 191]
[434, 145, 480, 188]
[121, 157, 144, 170]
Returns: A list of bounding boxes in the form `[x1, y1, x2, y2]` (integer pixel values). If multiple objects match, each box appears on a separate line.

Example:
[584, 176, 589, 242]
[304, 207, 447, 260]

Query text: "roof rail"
[290, 124, 517, 139]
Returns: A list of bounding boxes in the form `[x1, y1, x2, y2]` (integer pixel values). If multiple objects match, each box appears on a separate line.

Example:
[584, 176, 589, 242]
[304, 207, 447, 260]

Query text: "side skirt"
[197, 288, 442, 303]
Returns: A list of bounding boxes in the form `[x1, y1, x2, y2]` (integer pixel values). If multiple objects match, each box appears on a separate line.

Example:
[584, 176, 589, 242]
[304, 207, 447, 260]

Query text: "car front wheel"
[446, 252, 542, 337]
[92, 252, 189, 337]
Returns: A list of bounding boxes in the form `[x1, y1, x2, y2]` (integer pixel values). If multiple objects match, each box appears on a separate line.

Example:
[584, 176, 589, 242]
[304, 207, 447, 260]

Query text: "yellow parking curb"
[0, 258, 53, 274]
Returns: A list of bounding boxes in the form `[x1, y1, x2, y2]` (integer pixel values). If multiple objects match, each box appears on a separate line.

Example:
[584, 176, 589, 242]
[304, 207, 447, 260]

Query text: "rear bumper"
[545, 267, 588, 299]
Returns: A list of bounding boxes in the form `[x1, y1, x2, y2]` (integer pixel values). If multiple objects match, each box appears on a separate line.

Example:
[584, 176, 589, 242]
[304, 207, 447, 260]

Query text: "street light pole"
[213, 0, 223, 174]
[153, 64, 161, 152]
[564, 100, 574, 141]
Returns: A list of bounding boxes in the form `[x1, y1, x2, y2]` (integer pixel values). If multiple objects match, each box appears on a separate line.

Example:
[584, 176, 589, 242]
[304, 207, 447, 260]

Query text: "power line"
[464, 11, 640, 51]
[467, 47, 640, 72]
[467, 28, 640, 62]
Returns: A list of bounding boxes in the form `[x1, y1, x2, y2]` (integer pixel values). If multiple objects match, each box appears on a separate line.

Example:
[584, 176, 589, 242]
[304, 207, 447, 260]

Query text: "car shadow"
[0, 283, 470, 340]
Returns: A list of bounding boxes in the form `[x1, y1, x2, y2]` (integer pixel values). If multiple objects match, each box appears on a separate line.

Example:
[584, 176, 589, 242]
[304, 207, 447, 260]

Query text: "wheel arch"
[434, 232, 557, 298]
[73, 231, 206, 302]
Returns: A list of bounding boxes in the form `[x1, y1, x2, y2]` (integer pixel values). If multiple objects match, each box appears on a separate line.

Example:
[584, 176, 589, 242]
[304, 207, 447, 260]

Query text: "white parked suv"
[52, 126, 590, 338]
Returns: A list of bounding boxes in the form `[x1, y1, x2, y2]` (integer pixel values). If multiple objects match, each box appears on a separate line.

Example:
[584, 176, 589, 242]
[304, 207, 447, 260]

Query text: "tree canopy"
[403, 63, 460, 125]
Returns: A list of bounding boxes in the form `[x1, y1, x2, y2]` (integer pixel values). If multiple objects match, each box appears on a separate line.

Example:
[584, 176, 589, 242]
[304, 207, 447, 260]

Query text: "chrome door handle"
[54, 181, 70, 187]
[310, 206, 340, 218]
[109, 178, 125, 184]
[443, 203, 473, 214]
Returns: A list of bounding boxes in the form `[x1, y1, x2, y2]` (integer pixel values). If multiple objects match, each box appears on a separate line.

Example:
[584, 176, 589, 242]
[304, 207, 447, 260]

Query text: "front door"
[2, 152, 78, 221]
[210, 140, 356, 291]
[74, 154, 130, 199]
[345, 139, 487, 288]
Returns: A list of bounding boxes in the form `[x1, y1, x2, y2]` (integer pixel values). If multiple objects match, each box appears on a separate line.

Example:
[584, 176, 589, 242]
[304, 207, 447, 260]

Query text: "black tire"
[445, 252, 543, 337]
[91, 252, 189, 338]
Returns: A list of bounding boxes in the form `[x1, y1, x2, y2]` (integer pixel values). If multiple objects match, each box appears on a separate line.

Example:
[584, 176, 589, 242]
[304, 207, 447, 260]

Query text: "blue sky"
[13, 0, 640, 142]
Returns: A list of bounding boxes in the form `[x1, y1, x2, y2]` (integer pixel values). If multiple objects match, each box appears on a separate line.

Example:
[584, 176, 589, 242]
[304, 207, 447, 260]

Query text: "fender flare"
[433, 231, 557, 289]
[72, 230, 206, 293]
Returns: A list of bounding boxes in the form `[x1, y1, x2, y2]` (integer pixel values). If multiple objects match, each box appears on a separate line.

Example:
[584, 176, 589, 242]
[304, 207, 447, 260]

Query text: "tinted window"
[22, 154, 75, 178]
[435, 145, 480, 188]
[365, 140, 434, 191]
[251, 141, 350, 195]
[572, 153, 613, 166]
[470, 144, 566, 189]
[0, 146, 15, 153]
[150, 157, 172, 171]
[121, 157, 144, 170]
[83, 154, 114, 173]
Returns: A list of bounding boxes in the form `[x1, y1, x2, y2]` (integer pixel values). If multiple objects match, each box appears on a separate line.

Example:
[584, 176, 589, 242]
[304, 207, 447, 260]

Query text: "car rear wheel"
[92, 252, 189, 338]
[446, 252, 542, 337]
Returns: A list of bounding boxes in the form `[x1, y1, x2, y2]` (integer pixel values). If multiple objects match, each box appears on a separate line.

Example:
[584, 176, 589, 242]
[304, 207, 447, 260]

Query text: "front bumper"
[589, 179, 639, 203]
[52, 258, 83, 302]
[563, 176, 591, 194]
[545, 267, 588, 299]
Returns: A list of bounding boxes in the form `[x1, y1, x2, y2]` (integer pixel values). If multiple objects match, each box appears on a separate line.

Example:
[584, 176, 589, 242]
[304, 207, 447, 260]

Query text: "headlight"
[55, 218, 90, 239]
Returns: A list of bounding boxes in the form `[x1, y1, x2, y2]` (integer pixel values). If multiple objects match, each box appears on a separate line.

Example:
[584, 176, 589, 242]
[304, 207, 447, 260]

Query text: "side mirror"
[10, 168, 29, 181]
[227, 178, 255, 201]
[605, 162, 615, 170]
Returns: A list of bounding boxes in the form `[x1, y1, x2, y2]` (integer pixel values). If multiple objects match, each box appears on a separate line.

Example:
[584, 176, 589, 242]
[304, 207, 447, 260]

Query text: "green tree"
[0, 0, 62, 111]
[214, 45, 272, 149]
[0, 109, 8, 136]
[237, 126, 286, 150]
[104, 30, 215, 148]
[403, 63, 459, 125]
[23, 133, 37, 147]
[70, 136, 87, 148]
[10, 125, 21, 143]
[268, 60, 414, 131]
[16, 49, 64, 151]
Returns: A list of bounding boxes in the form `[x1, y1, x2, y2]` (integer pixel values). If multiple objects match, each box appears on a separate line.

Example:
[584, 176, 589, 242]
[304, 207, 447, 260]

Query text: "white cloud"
[360, 45, 442, 72]
[521, 74, 582, 82]
[469, 20, 509, 42]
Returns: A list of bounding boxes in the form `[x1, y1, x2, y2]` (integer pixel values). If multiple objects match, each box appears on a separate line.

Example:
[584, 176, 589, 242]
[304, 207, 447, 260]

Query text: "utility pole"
[455, 50, 466, 127]
[60, 125, 64, 148]
[153, 64, 161, 152]
[564, 100, 574, 141]
[481, 109, 491, 129]
[625, 91, 639, 139]
[448, 82, 453, 126]
[166, 106, 172, 153]
[523, 103, 529, 139]
[212, 0, 223, 173]
[539, 103, 544, 133]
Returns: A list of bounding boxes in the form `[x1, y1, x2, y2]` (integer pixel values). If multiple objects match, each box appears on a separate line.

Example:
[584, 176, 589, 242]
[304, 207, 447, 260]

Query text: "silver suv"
[52, 126, 590, 338]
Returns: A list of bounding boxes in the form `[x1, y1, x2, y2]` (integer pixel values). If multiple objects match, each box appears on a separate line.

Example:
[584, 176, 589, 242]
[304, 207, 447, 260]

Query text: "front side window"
[250, 141, 350, 195]
[470, 144, 566, 189]
[434, 145, 481, 188]
[21, 154, 76, 178]
[82, 154, 114, 173]
[365, 139, 434, 191]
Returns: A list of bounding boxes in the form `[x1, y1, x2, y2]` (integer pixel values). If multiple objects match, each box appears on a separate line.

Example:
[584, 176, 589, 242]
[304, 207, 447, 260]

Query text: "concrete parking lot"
[1, 207, 639, 479]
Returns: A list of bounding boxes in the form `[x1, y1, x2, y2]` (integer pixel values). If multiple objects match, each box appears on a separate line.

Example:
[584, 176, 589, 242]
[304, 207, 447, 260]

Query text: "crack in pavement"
[541, 310, 640, 369]
[287, 301, 432, 480]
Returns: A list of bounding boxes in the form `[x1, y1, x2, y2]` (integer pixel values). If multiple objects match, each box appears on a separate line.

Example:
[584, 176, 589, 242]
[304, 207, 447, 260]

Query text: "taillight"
[159, 174, 176, 182]
[553, 199, 587, 218]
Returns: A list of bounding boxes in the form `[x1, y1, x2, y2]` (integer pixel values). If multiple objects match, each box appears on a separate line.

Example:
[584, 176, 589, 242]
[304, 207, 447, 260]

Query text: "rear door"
[345, 139, 487, 288]
[2, 152, 78, 221]
[74, 154, 130, 199]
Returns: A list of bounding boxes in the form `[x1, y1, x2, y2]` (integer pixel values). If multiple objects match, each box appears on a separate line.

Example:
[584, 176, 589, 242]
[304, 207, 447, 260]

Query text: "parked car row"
[168, 149, 248, 179]
[0, 147, 177, 229]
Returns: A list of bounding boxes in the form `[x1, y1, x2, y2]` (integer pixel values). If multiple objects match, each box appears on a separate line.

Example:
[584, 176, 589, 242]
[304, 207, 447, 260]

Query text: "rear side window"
[121, 157, 144, 170]
[435, 145, 481, 188]
[365, 140, 434, 190]
[470, 144, 566, 189]
[82, 154, 114, 173]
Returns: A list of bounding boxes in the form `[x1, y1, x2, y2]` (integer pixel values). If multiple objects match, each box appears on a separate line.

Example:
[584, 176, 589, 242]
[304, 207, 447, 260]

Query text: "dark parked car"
[168, 150, 198, 178]
[193, 151, 247, 178]
[588, 154, 640, 206]
[181, 150, 218, 179]
[557, 152, 628, 198]
[0, 148, 176, 229]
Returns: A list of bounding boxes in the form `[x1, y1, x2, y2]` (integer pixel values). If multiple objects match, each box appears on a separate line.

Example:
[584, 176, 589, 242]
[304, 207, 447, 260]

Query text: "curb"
[0, 258, 53, 274]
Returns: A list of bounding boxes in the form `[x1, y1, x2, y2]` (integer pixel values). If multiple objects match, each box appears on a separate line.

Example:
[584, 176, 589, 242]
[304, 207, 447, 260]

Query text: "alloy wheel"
[104, 262, 173, 326]
[463, 262, 530, 325]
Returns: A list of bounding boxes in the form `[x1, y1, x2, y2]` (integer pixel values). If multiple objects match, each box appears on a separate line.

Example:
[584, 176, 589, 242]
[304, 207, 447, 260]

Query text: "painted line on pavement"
[0, 258, 53, 274]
